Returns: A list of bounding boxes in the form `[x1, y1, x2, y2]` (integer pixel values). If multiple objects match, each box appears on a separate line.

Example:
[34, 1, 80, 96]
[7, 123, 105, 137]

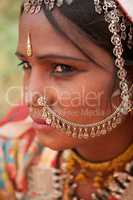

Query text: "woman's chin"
[38, 136, 71, 151]
[35, 129, 81, 151]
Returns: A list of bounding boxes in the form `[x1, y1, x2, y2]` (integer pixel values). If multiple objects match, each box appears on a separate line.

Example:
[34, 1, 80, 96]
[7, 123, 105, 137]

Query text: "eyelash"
[17, 61, 77, 76]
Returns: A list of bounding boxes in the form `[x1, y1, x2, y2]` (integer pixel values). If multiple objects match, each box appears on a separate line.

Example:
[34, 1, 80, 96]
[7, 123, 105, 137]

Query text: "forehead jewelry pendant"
[27, 33, 32, 57]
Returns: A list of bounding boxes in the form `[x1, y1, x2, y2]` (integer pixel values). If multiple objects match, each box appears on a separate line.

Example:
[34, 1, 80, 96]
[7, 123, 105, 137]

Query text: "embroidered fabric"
[21, 151, 133, 200]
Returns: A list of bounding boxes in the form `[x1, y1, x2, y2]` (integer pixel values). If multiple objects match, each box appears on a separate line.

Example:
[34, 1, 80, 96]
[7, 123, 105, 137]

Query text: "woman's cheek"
[56, 71, 114, 121]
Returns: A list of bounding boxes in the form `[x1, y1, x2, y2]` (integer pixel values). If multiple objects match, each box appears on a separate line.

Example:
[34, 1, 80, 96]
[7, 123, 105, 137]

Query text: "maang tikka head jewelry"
[24, 0, 133, 139]
[27, 33, 32, 57]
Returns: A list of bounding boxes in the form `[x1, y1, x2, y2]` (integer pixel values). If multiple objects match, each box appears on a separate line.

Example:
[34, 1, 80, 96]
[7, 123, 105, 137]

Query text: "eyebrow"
[15, 52, 91, 64]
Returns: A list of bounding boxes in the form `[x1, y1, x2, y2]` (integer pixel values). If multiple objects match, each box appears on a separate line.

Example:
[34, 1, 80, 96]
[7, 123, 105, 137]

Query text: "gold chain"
[70, 143, 133, 172]
[62, 143, 133, 189]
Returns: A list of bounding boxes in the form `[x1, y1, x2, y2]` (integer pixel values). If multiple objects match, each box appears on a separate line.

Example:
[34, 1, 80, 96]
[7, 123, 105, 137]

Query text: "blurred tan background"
[0, 0, 23, 118]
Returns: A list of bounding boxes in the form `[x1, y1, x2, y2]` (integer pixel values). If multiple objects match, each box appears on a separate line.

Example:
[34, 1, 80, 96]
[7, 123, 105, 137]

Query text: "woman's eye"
[17, 61, 77, 76]
[18, 61, 31, 71]
[51, 64, 77, 76]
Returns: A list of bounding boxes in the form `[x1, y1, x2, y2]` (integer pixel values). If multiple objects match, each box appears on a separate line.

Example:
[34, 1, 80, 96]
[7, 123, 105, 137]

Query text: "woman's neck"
[76, 114, 133, 162]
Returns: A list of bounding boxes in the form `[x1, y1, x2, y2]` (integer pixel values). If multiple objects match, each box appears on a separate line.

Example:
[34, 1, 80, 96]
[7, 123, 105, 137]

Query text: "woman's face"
[16, 9, 117, 150]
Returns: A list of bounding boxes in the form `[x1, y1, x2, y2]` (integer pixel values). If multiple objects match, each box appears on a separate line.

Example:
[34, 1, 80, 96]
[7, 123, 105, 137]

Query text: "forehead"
[17, 9, 113, 72]
[18, 10, 86, 58]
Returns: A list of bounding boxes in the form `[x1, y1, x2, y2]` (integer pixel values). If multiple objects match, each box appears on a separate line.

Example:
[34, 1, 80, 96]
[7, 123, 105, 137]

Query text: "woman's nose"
[23, 68, 46, 107]
[24, 87, 42, 108]
[23, 69, 57, 108]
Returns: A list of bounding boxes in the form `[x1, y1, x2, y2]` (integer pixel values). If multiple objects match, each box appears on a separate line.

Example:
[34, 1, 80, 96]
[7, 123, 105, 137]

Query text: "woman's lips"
[32, 118, 54, 132]
[33, 118, 47, 125]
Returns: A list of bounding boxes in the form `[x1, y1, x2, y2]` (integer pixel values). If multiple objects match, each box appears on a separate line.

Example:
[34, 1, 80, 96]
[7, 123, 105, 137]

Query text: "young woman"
[0, 0, 133, 199]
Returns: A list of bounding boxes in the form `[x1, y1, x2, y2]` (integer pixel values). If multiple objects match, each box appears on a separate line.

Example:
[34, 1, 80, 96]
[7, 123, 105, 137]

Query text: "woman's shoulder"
[0, 105, 59, 167]
[0, 105, 29, 126]
[0, 105, 33, 139]
[0, 105, 58, 163]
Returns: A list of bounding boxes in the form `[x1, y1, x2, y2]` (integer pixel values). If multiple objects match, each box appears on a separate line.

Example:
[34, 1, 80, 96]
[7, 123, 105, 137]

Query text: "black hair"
[20, 0, 133, 71]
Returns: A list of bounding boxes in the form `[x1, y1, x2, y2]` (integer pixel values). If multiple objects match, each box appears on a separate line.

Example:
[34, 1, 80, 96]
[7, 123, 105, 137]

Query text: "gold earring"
[27, 33, 32, 57]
